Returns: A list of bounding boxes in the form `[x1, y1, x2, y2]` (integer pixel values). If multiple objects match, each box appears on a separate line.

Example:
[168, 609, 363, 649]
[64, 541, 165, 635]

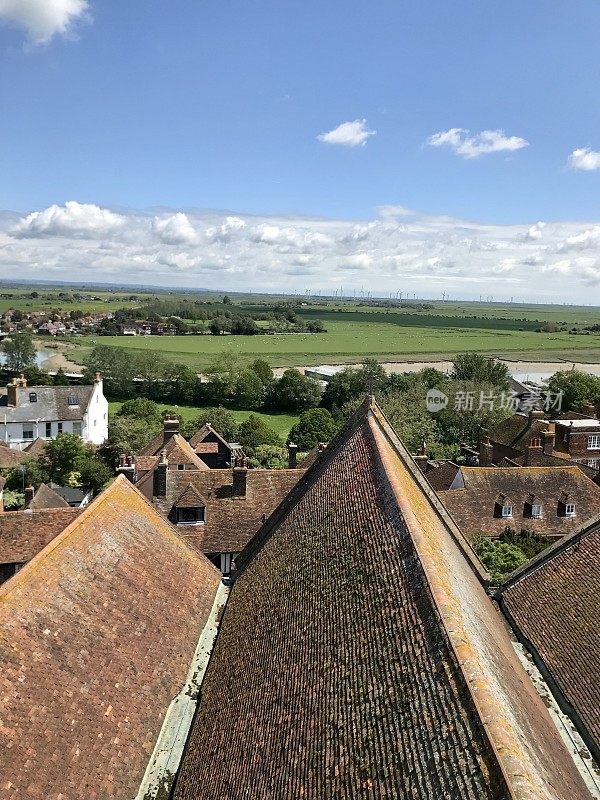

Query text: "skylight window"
[67, 395, 79, 406]
[29, 392, 37, 403]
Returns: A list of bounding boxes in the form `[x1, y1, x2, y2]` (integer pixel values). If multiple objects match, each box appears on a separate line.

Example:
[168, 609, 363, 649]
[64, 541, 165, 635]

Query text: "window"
[501, 504, 513, 518]
[565, 503, 576, 517]
[29, 392, 37, 403]
[45, 422, 52, 438]
[587, 459, 599, 469]
[22, 424, 34, 440]
[588, 435, 600, 450]
[531, 504, 542, 518]
[177, 463, 185, 470]
[72, 421, 82, 437]
[67, 395, 79, 406]
[57, 422, 63, 434]
[176, 507, 205, 524]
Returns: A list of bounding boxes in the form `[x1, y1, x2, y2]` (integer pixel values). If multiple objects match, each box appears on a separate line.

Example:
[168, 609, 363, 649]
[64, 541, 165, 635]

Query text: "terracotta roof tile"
[438, 466, 600, 539]
[27, 482, 70, 509]
[0, 475, 221, 799]
[0, 506, 80, 565]
[499, 521, 600, 760]
[172, 401, 592, 800]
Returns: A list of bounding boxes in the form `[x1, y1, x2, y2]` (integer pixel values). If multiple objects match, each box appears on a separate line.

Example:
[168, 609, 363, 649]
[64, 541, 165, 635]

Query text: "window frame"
[501, 504, 513, 519]
[530, 503, 543, 518]
[45, 422, 52, 438]
[587, 434, 600, 450]
[176, 506, 206, 525]
[565, 503, 576, 517]
[22, 423, 34, 440]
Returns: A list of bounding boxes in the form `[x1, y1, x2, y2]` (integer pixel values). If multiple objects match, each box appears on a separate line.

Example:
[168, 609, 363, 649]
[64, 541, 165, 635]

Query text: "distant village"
[0, 344, 599, 798]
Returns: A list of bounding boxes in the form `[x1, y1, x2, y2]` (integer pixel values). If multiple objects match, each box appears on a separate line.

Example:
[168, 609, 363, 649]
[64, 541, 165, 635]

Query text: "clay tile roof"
[424, 460, 461, 491]
[499, 519, 600, 761]
[165, 434, 210, 470]
[490, 413, 548, 449]
[0, 443, 27, 468]
[146, 468, 303, 553]
[23, 437, 47, 457]
[438, 466, 600, 540]
[189, 423, 230, 450]
[195, 441, 219, 454]
[27, 482, 70, 509]
[0, 506, 80, 565]
[134, 454, 159, 472]
[139, 430, 165, 456]
[173, 483, 209, 509]
[172, 400, 592, 800]
[0, 475, 221, 800]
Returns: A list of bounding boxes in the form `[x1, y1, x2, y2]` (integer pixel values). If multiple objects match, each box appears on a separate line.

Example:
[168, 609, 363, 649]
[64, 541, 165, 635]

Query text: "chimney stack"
[524, 439, 543, 466]
[163, 415, 180, 445]
[24, 484, 35, 507]
[153, 450, 168, 497]
[528, 409, 545, 422]
[479, 436, 494, 467]
[541, 430, 555, 455]
[7, 377, 20, 407]
[116, 453, 136, 484]
[287, 442, 298, 469]
[583, 402, 597, 419]
[232, 456, 248, 498]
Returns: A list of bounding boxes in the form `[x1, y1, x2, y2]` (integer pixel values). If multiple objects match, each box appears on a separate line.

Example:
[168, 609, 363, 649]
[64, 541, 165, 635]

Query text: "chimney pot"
[232, 457, 248, 498]
[153, 454, 168, 496]
[163, 416, 180, 444]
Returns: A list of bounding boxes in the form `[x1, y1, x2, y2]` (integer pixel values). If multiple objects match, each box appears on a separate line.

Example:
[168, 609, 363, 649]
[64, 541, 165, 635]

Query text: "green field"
[79, 313, 600, 371]
[108, 401, 299, 439]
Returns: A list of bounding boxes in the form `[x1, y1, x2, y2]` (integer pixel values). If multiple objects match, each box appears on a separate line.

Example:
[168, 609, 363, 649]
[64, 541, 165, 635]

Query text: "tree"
[306, 319, 325, 333]
[451, 353, 509, 388]
[22, 365, 47, 385]
[266, 369, 321, 412]
[230, 316, 259, 335]
[251, 359, 273, 386]
[40, 433, 110, 490]
[182, 407, 240, 442]
[53, 367, 70, 386]
[547, 370, 600, 413]
[380, 385, 445, 456]
[2, 331, 36, 372]
[248, 444, 288, 469]
[117, 398, 163, 425]
[233, 369, 265, 409]
[238, 415, 281, 450]
[288, 408, 338, 450]
[3, 489, 24, 510]
[222, 295, 232, 305]
[472, 537, 528, 585]
[99, 416, 161, 466]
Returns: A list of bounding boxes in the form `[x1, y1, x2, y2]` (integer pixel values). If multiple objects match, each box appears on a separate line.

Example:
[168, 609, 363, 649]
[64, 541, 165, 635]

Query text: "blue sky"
[1, 0, 600, 299]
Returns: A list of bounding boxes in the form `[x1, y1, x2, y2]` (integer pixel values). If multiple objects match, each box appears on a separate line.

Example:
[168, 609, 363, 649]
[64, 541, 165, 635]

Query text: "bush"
[473, 536, 529, 585]
[238, 415, 281, 450]
[266, 369, 321, 412]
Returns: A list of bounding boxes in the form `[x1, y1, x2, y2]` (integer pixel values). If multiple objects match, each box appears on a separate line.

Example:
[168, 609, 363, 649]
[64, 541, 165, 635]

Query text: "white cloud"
[426, 128, 529, 159]
[12, 201, 124, 238]
[560, 226, 600, 251]
[317, 119, 376, 148]
[0, 0, 89, 43]
[152, 213, 197, 245]
[568, 148, 600, 171]
[523, 221, 546, 241]
[4, 202, 600, 301]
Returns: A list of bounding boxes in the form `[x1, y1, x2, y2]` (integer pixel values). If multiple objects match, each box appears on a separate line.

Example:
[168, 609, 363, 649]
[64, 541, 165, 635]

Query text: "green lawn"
[108, 401, 299, 439]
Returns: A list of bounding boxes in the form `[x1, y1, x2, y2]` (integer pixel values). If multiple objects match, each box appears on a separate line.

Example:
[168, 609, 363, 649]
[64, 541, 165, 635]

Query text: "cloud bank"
[426, 128, 529, 159]
[0, 0, 89, 43]
[2, 201, 600, 302]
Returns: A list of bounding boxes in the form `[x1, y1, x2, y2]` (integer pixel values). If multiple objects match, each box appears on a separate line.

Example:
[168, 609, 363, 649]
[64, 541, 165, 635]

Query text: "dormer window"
[565, 503, 576, 517]
[501, 504, 513, 519]
[176, 507, 205, 525]
[29, 392, 37, 403]
[530, 504, 543, 518]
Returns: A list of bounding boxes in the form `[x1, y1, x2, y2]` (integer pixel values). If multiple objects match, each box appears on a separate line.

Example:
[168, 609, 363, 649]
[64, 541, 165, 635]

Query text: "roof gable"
[173, 401, 591, 800]
[28, 482, 70, 509]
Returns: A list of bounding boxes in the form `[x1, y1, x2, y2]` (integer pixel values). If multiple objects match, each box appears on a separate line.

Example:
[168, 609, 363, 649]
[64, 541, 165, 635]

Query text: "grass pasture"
[108, 401, 299, 439]
[80, 312, 600, 372]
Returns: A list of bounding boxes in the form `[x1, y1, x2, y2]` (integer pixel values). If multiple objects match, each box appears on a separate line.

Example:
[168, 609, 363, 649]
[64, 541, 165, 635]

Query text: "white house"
[0, 374, 108, 450]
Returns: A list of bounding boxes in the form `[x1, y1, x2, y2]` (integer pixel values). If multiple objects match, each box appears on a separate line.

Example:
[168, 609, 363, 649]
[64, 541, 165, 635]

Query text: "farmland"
[72, 302, 600, 372]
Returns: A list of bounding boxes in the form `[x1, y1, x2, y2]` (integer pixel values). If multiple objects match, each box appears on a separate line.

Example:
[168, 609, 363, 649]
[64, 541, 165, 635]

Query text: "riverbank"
[34, 339, 84, 374]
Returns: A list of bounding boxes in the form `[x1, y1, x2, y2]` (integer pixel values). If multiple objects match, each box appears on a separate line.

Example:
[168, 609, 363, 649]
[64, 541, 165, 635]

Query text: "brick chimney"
[524, 440, 543, 466]
[7, 377, 20, 407]
[583, 402, 597, 419]
[479, 436, 494, 467]
[528, 409, 545, 422]
[541, 430, 555, 455]
[116, 453, 136, 484]
[153, 450, 168, 497]
[287, 442, 298, 469]
[163, 415, 180, 445]
[232, 456, 248, 498]
[24, 484, 35, 507]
